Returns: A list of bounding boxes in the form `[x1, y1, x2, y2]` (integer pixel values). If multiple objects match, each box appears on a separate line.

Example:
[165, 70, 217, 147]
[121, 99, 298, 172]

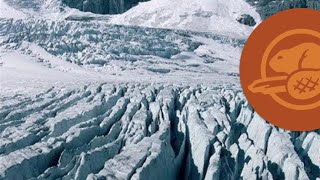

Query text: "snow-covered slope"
[0, 0, 261, 37]
[0, 0, 319, 180]
[109, 0, 261, 37]
[0, 0, 27, 19]
[0, 18, 244, 88]
[0, 0, 111, 20]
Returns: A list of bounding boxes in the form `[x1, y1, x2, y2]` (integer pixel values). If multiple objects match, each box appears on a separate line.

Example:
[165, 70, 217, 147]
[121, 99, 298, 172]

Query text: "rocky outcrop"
[62, 0, 149, 14]
[246, 0, 320, 19]
[236, 14, 256, 27]
[307, 0, 320, 9]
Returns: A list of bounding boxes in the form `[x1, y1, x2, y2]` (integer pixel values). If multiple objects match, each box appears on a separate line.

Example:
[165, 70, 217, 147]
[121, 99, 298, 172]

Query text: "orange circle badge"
[240, 8, 320, 131]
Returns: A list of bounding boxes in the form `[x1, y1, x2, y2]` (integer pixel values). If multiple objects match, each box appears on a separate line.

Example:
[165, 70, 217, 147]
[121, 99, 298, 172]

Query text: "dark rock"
[237, 14, 256, 26]
[246, 0, 320, 19]
[307, 0, 320, 9]
[62, 0, 149, 15]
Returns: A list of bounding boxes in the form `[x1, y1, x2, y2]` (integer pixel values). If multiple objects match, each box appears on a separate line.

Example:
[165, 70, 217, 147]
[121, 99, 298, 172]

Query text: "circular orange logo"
[240, 8, 320, 131]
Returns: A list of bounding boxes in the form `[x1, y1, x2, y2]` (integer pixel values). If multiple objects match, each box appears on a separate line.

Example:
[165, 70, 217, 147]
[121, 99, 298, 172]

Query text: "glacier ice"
[0, 0, 319, 179]
[0, 84, 319, 179]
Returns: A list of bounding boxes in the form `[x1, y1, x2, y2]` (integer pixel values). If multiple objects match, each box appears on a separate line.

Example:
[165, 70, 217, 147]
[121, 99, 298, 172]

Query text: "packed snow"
[109, 0, 262, 37]
[0, 0, 27, 19]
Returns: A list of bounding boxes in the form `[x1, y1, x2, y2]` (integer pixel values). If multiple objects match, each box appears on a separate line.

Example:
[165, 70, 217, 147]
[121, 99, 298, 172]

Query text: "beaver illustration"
[269, 43, 320, 74]
[249, 42, 320, 100]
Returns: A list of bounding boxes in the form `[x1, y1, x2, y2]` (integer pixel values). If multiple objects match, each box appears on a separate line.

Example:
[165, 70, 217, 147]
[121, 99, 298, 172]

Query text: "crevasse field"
[0, 0, 319, 179]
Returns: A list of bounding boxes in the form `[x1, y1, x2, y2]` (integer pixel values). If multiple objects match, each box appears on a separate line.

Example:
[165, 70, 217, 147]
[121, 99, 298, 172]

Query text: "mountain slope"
[0, 0, 261, 37]
[246, 0, 320, 19]
[109, 0, 261, 37]
[0, 1, 319, 180]
[0, 0, 27, 19]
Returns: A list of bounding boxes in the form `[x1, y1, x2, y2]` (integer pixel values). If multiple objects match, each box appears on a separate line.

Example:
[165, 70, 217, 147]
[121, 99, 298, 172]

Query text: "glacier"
[0, 0, 319, 179]
[0, 83, 319, 179]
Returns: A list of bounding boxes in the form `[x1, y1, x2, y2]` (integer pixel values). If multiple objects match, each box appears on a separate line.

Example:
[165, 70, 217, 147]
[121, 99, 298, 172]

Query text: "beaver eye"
[277, 56, 283, 60]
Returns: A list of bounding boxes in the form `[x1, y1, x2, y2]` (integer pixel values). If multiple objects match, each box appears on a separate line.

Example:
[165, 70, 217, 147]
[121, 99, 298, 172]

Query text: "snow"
[109, 0, 262, 37]
[0, 0, 27, 19]
[0, 0, 111, 21]
[302, 132, 320, 167]
[0, 0, 319, 179]
[0, 0, 261, 37]
[0, 45, 100, 96]
[0, 18, 244, 97]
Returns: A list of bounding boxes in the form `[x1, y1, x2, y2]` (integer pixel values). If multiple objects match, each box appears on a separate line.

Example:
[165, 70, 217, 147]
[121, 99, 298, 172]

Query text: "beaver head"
[269, 43, 320, 75]
[269, 49, 299, 74]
